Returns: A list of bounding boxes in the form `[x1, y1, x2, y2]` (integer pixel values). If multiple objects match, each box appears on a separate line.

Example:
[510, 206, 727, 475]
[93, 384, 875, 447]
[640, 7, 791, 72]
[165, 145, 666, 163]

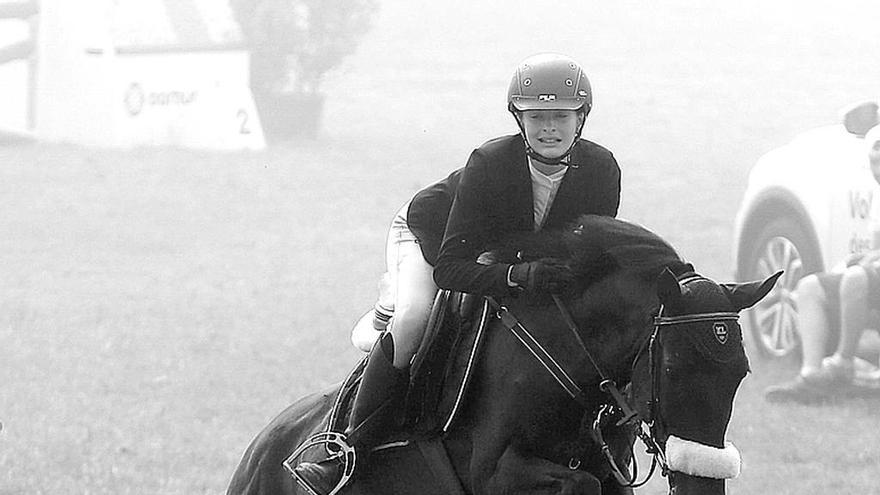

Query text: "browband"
[653, 313, 739, 326]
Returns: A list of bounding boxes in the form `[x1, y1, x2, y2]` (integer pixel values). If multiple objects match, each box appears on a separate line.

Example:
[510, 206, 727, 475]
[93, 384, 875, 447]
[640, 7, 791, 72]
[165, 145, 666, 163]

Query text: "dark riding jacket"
[432, 134, 620, 297]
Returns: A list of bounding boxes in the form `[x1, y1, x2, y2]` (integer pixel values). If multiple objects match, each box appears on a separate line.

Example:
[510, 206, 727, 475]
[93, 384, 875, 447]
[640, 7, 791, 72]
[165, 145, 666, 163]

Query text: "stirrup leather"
[283, 431, 357, 495]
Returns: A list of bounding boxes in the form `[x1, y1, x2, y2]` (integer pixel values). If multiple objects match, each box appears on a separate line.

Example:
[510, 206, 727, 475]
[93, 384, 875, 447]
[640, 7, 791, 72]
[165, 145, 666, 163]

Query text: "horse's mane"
[503, 215, 687, 286]
[566, 215, 686, 282]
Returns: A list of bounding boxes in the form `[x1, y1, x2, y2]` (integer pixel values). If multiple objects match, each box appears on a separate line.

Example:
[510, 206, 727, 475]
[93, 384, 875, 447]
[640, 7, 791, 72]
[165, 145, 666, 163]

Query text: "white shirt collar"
[528, 157, 568, 181]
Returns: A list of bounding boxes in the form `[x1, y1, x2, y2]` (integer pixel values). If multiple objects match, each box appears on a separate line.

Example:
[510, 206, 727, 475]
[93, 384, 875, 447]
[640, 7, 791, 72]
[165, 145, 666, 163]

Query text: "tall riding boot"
[294, 332, 409, 494]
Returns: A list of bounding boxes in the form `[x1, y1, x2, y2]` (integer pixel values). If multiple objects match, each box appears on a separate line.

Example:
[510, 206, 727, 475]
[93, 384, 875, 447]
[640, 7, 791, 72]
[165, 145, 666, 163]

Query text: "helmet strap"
[511, 110, 587, 167]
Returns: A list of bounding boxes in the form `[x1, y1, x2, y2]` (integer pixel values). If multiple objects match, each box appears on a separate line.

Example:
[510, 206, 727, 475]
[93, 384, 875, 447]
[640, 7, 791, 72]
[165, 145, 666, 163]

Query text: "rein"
[485, 296, 590, 408]
[485, 296, 633, 415]
[485, 292, 741, 488]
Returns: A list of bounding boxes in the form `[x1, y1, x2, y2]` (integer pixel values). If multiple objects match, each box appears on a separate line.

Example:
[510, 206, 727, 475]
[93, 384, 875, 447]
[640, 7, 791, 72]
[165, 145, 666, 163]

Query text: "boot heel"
[285, 432, 356, 495]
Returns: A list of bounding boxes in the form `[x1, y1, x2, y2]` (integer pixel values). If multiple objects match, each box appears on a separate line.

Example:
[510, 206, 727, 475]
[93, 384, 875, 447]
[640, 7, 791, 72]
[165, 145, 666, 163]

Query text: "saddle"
[328, 290, 489, 440]
[286, 291, 635, 493]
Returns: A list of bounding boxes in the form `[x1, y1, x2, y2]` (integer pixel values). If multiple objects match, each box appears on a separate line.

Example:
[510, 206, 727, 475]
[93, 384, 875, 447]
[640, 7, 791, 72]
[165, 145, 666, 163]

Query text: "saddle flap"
[406, 290, 489, 435]
[326, 291, 489, 441]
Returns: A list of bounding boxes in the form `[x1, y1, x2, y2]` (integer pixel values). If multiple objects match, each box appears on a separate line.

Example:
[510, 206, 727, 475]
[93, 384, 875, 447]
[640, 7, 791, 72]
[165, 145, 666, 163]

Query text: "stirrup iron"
[283, 431, 357, 495]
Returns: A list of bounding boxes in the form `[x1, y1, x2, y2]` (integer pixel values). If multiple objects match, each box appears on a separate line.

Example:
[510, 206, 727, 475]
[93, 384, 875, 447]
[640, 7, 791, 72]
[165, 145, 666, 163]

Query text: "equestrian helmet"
[507, 53, 592, 115]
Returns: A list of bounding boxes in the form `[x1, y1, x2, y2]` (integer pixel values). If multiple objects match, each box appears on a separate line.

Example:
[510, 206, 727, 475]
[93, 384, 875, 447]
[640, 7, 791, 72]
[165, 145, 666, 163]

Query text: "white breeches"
[384, 202, 439, 368]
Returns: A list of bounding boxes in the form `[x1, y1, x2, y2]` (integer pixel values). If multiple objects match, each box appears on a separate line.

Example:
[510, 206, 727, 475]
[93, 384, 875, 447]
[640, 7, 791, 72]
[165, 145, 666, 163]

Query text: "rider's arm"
[433, 149, 514, 296]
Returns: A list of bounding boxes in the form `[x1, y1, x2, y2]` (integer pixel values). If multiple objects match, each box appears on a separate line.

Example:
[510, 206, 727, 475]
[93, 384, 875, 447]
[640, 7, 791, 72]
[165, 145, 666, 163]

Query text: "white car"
[733, 101, 880, 360]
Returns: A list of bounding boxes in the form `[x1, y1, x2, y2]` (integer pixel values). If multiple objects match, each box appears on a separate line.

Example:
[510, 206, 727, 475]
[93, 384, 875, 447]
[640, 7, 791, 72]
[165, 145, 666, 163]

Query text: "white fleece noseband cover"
[665, 435, 741, 479]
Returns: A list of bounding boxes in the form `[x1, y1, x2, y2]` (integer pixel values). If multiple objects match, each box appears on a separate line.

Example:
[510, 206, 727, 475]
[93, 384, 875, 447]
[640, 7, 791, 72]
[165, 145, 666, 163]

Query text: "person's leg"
[294, 331, 408, 494]
[373, 273, 395, 330]
[807, 264, 879, 386]
[387, 235, 438, 368]
[297, 206, 407, 494]
[858, 306, 880, 387]
[350, 274, 394, 351]
[796, 274, 834, 376]
[765, 273, 839, 402]
[349, 207, 403, 352]
[863, 259, 880, 384]
[835, 262, 880, 386]
[295, 206, 437, 494]
[375, 206, 413, 332]
[827, 265, 869, 366]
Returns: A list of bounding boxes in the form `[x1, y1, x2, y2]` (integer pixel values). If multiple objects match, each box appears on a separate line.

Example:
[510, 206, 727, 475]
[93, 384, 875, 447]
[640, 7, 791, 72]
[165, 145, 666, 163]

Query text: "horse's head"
[631, 267, 781, 494]
[490, 216, 783, 492]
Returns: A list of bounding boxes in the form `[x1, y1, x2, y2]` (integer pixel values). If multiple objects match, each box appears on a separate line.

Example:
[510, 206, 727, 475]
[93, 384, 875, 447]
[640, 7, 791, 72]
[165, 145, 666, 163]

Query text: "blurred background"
[1, 0, 879, 493]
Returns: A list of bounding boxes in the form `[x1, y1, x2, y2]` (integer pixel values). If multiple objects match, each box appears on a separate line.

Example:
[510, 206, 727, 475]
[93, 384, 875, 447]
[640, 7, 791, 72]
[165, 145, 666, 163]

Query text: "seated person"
[765, 125, 880, 402]
[764, 252, 880, 402]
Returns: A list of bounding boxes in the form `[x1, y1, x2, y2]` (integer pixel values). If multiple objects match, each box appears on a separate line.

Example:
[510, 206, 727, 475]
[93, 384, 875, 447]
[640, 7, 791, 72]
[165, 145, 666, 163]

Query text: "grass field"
[4, 1, 880, 494]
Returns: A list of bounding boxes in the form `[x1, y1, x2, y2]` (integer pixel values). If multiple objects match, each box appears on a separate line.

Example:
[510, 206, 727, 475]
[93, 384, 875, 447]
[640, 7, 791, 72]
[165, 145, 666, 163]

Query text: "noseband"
[625, 306, 740, 483]
[485, 275, 742, 488]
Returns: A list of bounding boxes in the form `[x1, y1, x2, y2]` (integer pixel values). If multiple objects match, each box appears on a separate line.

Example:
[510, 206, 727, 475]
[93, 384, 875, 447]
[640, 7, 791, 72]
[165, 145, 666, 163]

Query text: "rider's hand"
[477, 251, 501, 265]
[509, 259, 574, 294]
[477, 248, 519, 265]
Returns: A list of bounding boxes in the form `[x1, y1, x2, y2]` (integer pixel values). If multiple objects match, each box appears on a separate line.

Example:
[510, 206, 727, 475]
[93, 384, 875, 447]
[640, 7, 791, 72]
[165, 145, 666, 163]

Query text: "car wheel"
[739, 216, 822, 360]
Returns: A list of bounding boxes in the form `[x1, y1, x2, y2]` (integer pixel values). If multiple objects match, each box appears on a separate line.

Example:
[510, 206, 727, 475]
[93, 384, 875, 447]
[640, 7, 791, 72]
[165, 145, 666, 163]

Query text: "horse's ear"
[721, 271, 784, 312]
[657, 267, 683, 306]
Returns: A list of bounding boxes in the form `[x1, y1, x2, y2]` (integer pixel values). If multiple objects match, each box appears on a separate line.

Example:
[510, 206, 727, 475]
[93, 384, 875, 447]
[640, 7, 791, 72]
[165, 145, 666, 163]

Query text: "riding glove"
[509, 259, 574, 294]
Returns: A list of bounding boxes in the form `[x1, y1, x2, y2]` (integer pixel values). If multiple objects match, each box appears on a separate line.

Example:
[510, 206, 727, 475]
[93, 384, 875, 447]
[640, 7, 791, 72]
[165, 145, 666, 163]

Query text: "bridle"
[621, 305, 740, 486]
[485, 275, 741, 487]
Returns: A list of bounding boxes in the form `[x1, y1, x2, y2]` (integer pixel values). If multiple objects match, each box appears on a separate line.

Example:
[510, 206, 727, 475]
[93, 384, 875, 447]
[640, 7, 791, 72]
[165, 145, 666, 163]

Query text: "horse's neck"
[459, 308, 584, 423]
[567, 277, 658, 382]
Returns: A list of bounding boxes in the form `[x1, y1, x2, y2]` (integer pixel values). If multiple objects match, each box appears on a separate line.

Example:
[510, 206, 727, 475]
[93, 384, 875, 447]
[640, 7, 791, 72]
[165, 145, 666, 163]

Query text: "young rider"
[294, 53, 621, 495]
[432, 53, 621, 296]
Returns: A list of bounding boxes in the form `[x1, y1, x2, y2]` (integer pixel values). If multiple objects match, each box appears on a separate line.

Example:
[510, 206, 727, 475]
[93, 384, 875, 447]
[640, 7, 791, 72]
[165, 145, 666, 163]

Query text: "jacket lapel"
[507, 139, 535, 231]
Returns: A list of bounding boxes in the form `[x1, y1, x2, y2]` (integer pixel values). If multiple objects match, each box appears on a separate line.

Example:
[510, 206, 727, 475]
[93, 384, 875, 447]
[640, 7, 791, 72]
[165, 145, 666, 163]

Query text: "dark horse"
[228, 215, 780, 495]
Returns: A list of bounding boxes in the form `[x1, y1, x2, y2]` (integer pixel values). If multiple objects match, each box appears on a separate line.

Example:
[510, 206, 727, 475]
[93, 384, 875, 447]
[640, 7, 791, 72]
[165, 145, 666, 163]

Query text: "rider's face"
[521, 109, 581, 159]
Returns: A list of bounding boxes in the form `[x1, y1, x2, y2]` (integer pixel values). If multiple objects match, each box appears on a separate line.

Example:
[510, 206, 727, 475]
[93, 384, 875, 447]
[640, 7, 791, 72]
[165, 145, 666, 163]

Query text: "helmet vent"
[506, 53, 592, 115]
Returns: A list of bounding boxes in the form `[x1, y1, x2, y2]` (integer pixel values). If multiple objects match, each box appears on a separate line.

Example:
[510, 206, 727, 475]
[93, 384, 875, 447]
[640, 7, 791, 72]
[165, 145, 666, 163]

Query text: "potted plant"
[231, 0, 378, 142]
